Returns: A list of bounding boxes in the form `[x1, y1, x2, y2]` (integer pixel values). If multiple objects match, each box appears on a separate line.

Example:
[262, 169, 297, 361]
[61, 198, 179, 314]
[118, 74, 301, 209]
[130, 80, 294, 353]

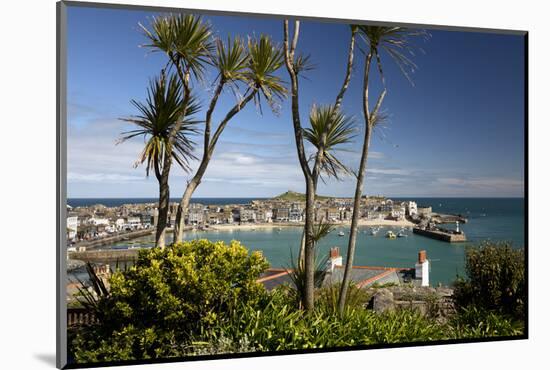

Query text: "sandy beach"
[208, 219, 414, 232]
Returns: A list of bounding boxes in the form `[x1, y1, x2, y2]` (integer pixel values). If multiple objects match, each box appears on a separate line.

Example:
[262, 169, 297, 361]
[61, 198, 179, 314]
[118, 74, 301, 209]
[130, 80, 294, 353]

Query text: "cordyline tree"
[337, 26, 428, 314]
[135, 14, 213, 248]
[283, 20, 357, 310]
[172, 34, 287, 243]
[139, 14, 286, 247]
[119, 72, 200, 242]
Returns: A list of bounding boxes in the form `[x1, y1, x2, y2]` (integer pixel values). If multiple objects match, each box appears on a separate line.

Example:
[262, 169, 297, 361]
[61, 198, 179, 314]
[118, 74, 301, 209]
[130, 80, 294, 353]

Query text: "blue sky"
[66, 5, 525, 198]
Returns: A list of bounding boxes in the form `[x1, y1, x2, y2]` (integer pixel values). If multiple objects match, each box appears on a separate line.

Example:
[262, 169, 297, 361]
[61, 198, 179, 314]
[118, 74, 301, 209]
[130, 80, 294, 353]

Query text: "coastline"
[209, 219, 414, 232]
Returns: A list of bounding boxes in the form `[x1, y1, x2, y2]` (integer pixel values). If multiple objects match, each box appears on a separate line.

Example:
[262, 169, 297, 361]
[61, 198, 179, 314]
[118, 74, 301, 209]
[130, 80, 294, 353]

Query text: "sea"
[68, 197, 525, 285]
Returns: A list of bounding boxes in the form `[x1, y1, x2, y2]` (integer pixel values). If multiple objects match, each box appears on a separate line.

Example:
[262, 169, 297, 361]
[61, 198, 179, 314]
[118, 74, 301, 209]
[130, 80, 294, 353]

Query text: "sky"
[66, 5, 525, 199]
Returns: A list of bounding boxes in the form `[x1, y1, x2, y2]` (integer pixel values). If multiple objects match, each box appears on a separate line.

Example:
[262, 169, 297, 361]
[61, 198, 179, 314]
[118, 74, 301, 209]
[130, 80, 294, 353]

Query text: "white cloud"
[68, 172, 144, 183]
[437, 177, 524, 191]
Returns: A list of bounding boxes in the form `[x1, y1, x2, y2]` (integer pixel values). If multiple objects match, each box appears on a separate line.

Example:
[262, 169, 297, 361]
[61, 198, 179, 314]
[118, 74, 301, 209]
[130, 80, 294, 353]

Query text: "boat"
[386, 230, 397, 239]
[397, 232, 407, 238]
[338, 231, 345, 237]
[370, 227, 379, 236]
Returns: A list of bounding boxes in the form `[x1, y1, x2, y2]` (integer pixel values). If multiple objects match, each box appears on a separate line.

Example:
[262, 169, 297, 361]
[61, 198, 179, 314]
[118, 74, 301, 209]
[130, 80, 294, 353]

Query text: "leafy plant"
[453, 242, 525, 319]
[447, 306, 524, 338]
[71, 239, 269, 362]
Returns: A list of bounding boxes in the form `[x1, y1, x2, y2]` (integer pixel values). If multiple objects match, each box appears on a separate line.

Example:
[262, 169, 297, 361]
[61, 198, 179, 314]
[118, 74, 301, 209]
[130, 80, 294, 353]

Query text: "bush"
[71, 239, 269, 362]
[195, 289, 446, 352]
[453, 242, 525, 319]
[447, 306, 524, 338]
[71, 240, 525, 363]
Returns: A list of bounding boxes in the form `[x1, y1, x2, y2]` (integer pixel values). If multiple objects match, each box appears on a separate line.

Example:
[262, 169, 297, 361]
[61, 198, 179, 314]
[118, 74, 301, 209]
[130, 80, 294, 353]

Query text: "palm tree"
[172, 34, 287, 243]
[296, 105, 355, 264]
[119, 73, 199, 242]
[283, 21, 357, 310]
[140, 14, 213, 247]
[305, 105, 356, 186]
[119, 73, 199, 180]
[337, 26, 427, 314]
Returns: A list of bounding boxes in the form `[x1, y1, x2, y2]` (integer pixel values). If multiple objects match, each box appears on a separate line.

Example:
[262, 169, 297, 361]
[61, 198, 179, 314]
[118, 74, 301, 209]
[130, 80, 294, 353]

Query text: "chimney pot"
[418, 250, 427, 264]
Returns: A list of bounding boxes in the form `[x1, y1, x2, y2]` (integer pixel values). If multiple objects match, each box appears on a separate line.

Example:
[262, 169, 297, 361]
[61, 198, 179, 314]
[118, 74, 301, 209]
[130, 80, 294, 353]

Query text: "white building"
[127, 217, 141, 228]
[241, 208, 257, 223]
[406, 201, 418, 216]
[115, 218, 125, 230]
[391, 207, 406, 220]
[289, 204, 303, 222]
[188, 210, 204, 225]
[88, 217, 110, 226]
[67, 214, 78, 241]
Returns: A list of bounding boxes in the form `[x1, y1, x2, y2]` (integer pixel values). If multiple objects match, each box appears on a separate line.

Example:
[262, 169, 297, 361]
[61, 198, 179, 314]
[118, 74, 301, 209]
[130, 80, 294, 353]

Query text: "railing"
[67, 307, 97, 327]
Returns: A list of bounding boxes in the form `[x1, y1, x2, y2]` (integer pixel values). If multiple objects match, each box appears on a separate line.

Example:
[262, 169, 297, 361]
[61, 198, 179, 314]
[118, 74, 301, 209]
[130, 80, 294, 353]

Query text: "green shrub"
[196, 289, 446, 352]
[71, 239, 525, 363]
[453, 242, 525, 318]
[315, 282, 371, 315]
[71, 239, 269, 362]
[447, 306, 524, 338]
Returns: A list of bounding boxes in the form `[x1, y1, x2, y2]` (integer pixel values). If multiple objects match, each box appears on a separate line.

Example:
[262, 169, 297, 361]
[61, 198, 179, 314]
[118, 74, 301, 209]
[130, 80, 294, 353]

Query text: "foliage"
[245, 35, 287, 112]
[73, 262, 110, 314]
[315, 282, 371, 315]
[447, 306, 524, 338]
[355, 26, 429, 85]
[199, 290, 446, 351]
[213, 36, 249, 84]
[70, 240, 526, 363]
[71, 239, 269, 362]
[286, 251, 328, 308]
[453, 242, 525, 319]
[140, 14, 214, 82]
[119, 73, 200, 178]
[304, 104, 356, 182]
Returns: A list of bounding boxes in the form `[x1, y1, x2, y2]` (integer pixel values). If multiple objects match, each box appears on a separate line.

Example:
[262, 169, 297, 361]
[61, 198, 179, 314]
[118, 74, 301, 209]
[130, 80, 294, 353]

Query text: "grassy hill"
[272, 190, 331, 201]
[272, 190, 384, 202]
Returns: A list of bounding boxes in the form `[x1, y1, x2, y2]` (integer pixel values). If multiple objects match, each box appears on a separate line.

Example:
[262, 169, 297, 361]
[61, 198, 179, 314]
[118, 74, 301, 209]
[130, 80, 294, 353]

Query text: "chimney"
[418, 250, 427, 264]
[415, 250, 429, 287]
[327, 247, 343, 272]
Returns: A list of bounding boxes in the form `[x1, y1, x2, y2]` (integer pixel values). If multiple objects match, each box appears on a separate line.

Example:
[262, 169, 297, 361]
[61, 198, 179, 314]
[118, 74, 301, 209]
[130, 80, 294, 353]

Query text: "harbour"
[67, 197, 524, 285]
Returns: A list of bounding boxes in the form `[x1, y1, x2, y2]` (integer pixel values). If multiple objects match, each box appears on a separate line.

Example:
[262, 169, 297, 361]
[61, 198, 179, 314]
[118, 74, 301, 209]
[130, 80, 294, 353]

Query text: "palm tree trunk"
[173, 89, 257, 243]
[173, 178, 198, 242]
[337, 124, 372, 312]
[303, 178, 316, 308]
[151, 61, 192, 248]
[338, 51, 374, 313]
[334, 27, 357, 110]
[155, 152, 171, 248]
[284, 20, 316, 311]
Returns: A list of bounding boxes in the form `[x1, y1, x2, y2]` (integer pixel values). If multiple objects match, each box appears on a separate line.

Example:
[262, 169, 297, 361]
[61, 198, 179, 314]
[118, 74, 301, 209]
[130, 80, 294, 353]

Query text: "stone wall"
[367, 285, 456, 322]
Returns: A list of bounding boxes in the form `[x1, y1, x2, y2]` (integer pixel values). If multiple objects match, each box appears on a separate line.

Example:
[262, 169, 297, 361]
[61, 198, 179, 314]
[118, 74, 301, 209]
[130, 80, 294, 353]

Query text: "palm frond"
[213, 36, 249, 85]
[245, 34, 287, 114]
[293, 53, 316, 77]
[304, 104, 356, 181]
[118, 73, 200, 176]
[140, 14, 214, 82]
[356, 26, 429, 85]
[286, 249, 329, 309]
[311, 217, 335, 243]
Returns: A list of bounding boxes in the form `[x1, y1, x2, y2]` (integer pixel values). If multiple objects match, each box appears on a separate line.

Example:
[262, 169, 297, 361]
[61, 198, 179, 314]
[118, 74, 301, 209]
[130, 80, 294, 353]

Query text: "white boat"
[338, 231, 345, 236]
[397, 232, 407, 238]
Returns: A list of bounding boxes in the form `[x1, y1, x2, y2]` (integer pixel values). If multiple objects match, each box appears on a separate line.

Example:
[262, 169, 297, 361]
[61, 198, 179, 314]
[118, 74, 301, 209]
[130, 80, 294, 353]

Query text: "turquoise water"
[110, 198, 525, 285]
